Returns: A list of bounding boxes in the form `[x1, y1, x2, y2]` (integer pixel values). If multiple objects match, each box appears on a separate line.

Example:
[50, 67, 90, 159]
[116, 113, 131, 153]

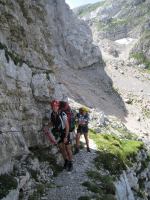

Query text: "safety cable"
[0, 128, 44, 134]
[0, 130, 21, 134]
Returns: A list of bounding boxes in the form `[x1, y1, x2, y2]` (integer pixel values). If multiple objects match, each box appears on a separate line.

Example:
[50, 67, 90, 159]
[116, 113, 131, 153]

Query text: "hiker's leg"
[58, 143, 70, 169]
[63, 132, 73, 171]
[84, 132, 91, 152]
[84, 132, 89, 148]
[58, 143, 69, 160]
[65, 144, 73, 171]
[76, 132, 81, 149]
[64, 133, 73, 161]
[83, 126, 89, 148]
[65, 144, 72, 161]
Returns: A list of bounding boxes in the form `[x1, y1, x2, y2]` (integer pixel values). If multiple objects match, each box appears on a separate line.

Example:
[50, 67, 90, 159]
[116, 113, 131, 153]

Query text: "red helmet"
[50, 100, 60, 108]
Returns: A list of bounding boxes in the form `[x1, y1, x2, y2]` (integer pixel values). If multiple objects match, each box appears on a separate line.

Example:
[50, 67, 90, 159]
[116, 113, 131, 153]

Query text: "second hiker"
[75, 107, 91, 153]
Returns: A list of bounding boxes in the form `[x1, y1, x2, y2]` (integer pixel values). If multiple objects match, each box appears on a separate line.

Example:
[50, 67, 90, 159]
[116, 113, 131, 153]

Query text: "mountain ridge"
[74, 0, 150, 68]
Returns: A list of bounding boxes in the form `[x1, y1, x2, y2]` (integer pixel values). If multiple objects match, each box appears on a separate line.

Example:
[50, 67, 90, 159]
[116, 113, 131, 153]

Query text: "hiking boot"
[63, 159, 68, 169]
[74, 148, 79, 154]
[87, 147, 91, 152]
[67, 161, 73, 172]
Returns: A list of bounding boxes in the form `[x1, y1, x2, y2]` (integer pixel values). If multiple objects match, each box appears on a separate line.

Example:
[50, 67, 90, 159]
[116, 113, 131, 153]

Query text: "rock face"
[0, 0, 102, 170]
[0, 0, 101, 70]
[75, 0, 149, 40]
[115, 171, 135, 200]
[74, 0, 150, 65]
[115, 149, 150, 200]
[131, 31, 150, 67]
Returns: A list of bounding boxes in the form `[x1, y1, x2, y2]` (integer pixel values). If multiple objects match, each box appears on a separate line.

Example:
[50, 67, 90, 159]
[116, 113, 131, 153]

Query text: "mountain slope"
[73, 0, 150, 134]
[74, 0, 150, 69]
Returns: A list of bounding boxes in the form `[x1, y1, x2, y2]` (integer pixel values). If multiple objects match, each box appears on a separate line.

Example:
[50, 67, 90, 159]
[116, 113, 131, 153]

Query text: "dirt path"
[46, 139, 97, 200]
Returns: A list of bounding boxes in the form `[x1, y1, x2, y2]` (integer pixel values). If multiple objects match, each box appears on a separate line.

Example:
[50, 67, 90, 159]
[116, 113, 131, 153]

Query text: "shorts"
[77, 125, 88, 134]
[58, 131, 71, 145]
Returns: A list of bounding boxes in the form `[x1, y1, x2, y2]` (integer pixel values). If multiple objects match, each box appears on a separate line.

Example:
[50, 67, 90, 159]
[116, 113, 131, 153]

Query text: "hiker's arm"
[62, 114, 69, 143]
[63, 120, 69, 144]
[64, 119, 69, 138]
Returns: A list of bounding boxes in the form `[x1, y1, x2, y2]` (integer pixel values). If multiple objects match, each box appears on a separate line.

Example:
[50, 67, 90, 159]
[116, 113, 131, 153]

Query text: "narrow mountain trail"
[46, 139, 97, 200]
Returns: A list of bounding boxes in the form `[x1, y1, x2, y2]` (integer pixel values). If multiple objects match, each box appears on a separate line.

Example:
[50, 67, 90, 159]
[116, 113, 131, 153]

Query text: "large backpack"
[59, 101, 75, 132]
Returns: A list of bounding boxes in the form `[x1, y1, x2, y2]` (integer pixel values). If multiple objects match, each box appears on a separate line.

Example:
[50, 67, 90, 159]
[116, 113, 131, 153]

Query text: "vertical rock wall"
[0, 0, 102, 169]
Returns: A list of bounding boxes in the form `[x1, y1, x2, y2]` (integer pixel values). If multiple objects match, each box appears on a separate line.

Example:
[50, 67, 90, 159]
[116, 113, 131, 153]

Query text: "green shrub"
[82, 130, 144, 199]
[0, 174, 18, 199]
[131, 52, 150, 70]
[89, 130, 144, 175]
[87, 170, 115, 194]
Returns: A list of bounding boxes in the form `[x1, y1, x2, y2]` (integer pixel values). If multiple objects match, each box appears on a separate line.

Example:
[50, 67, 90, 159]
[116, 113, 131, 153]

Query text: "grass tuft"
[131, 52, 150, 70]
[89, 130, 144, 175]
[0, 174, 18, 199]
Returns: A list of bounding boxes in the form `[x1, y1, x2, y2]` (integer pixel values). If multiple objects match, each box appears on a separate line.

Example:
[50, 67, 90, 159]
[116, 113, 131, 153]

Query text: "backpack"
[59, 101, 75, 132]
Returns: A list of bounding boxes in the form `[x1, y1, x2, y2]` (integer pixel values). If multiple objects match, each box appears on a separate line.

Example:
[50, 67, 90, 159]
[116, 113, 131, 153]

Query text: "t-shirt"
[51, 111, 67, 130]
[76, 113, 89, 127]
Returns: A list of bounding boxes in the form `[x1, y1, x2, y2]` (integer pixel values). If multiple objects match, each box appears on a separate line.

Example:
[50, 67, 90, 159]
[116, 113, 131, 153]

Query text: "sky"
[65, 0, 101, 9]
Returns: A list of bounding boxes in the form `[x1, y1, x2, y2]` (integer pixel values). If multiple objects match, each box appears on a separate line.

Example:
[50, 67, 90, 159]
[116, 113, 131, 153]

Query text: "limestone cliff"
[0, 0, 102, 171]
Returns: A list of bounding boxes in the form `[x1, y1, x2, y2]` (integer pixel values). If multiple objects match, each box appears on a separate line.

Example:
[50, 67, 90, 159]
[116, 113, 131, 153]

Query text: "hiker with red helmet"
[50, 100, 73, 171]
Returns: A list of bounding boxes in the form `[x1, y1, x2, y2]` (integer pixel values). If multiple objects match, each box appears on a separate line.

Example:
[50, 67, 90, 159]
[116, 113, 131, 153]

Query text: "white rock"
[19, 172, 30, 189]
[115, 171, 135, 200]
[126, 170, 139, 191]
[31, 73, 54, 102]
[1, 189, 19, 200]
[17, 64, 32, 86]
[5, 59, 17, 80]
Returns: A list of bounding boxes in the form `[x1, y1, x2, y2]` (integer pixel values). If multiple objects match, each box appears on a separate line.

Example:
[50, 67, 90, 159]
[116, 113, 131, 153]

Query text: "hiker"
[75, 107, 90, 153]
[50, 100, 73, 171]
